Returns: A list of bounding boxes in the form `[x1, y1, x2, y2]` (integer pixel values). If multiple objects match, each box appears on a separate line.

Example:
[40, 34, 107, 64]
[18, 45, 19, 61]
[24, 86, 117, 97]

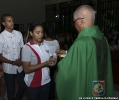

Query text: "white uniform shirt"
[22, 40, 52, 87]
[44, 40, 59, 54]
[0, 30, 24, 74]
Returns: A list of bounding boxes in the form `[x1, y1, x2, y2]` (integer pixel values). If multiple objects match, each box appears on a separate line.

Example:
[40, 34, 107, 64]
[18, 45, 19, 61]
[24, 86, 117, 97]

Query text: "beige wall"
[0, 0, 74, 24]
[45, 0, 73, 5]
[0, 0, 99, 31]
[0, 0, 46, 30]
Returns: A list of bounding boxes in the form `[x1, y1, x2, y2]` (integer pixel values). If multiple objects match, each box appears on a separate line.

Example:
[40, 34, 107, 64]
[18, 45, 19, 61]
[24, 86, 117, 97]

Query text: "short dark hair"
[29, 22, 43, 33]
[1, 14, 12, 22]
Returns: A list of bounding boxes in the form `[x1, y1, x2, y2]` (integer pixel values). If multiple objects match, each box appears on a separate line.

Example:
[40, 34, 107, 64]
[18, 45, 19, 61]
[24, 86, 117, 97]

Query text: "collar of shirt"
[4, 30, 14, 38]
[29, 39, 43, 46]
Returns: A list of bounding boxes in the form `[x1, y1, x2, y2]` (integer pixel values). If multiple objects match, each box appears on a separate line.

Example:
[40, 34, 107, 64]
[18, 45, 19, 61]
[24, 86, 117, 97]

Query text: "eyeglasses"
[71, 18, 84, 26]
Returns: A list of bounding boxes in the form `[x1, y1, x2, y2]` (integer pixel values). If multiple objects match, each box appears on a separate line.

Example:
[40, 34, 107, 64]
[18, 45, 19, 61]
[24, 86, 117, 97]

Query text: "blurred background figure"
[108, 38, 119, 51]
[44, 28, 59, 100]
[64, 34, 73, 50]
[111, 27, 118, 35]
[101, 27, 105, 35]
[58, 33, 65, 50]
[112, 34, 118, 45]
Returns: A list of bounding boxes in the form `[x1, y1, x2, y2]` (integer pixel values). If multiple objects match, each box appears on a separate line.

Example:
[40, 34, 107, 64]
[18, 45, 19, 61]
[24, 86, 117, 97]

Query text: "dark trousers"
[4, 71, 26, 100]
[49, 76, 55, 100]
[49, 66, 56, 100]
[26, 82, 50, 100]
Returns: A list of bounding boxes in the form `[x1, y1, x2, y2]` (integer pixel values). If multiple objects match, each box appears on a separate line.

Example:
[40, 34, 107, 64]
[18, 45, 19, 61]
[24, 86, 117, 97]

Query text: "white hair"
[73, 5, 95, 22]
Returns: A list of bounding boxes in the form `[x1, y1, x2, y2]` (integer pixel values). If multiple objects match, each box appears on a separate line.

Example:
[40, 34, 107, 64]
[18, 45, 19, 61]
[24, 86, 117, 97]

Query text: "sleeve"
[58, 40, 88, 71]
[19, 32, 24, 48]
[55, 40, 60, 50]
[0, 35, 4, 54]
[22, 45, 32, 62]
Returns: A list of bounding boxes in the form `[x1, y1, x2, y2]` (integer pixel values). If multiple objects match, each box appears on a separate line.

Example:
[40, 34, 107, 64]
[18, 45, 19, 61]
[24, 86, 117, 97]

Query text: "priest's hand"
[56, 49, 66, 55]
[56, 49, 66, 58]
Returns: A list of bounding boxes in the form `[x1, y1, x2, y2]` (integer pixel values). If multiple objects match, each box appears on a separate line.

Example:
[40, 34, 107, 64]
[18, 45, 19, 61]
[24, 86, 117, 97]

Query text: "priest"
[56, 5, 114, 100]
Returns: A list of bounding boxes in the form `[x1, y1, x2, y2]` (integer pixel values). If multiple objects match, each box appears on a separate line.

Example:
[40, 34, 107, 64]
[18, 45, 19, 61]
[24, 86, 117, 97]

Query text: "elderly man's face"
[73, 17, 84, 32]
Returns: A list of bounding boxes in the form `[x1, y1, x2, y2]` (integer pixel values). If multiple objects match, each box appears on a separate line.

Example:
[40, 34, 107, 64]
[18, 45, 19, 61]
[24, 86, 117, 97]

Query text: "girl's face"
[30, 26, 43, 43]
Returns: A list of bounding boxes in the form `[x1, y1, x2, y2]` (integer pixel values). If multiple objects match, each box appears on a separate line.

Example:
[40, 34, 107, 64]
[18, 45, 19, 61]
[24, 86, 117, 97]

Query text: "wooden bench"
[110, 50, 119, 85]
[110, 50, 119, 63]
[112, 63, 119, 86]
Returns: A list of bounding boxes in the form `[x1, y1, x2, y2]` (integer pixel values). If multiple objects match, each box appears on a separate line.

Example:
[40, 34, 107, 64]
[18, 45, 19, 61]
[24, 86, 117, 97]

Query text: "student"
[22, 22, 57, 100]
[44, 29, 59, 100]
[0, 14, 26, 100]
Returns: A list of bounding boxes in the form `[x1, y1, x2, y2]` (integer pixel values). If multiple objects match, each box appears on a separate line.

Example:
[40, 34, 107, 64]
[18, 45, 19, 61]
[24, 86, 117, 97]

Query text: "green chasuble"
[56, 26, 114, 100]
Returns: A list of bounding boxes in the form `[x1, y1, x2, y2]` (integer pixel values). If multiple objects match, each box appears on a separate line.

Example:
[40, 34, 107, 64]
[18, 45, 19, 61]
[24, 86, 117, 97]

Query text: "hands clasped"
[46, 57, 57, 67]
[14, 58, 22, 66]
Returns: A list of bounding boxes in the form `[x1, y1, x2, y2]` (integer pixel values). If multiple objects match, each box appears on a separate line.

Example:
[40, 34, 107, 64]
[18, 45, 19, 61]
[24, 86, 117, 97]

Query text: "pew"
[112, 63, 119, 86]
[110, 50, 119, 85]
[110, 50, 119, 63]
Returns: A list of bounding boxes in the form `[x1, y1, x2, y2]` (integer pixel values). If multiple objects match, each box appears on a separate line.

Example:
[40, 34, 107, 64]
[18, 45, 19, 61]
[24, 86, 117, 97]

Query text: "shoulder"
[43, 39, 48, 43]
[22, 44, 34, 56]
[13, 30, 22, 36]
[73, 36, 95, 48]
[54, 39, 59, 42]
[0, 30, 5, 34]
[0, 31, 5, 41]
[0, 30, 5, 36]
[42, 42, 52, 51]
[76, 36, 94, 43]
[22, 43, 31, 51]
[43, 42, 50, 47]
[13, 30, 21, 33]
[43, 40, 48, 43]
[53, 39, 59, 45]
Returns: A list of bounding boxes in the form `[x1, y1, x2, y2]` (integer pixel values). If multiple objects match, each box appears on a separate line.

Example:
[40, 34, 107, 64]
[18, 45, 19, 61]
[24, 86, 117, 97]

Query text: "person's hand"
[56, 49, 66, 55]
[45, 57, 57, 67]
[14, 58, 22, 66]
[55, 49, 66, 58]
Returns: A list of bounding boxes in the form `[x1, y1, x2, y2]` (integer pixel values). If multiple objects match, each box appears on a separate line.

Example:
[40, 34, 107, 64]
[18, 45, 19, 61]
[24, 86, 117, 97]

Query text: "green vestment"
[56, 26, 114, 100]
